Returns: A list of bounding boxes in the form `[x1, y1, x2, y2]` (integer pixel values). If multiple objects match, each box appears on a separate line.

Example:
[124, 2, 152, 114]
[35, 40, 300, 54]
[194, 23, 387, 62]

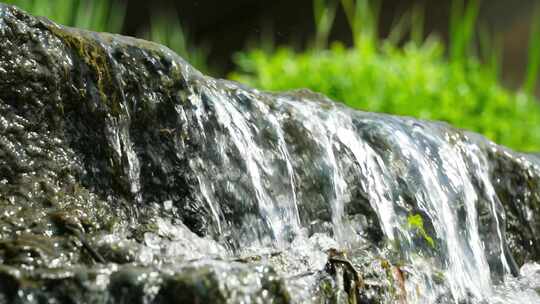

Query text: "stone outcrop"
[1, 4, 539, 303]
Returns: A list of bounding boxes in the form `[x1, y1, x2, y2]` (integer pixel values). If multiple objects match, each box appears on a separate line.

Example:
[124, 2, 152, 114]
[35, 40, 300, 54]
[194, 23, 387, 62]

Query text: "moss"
[407, 214, 435, 248]
[1, 4, 540, 303]
[47, 26, 122, 116]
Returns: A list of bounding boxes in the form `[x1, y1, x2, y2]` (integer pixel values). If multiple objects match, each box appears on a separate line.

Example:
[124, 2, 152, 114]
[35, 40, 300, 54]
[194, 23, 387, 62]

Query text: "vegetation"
[407, 214, 435, 248]
[4, 0, 540, 151]
[2, 0, 210, 73]
[142, 11, 211, 74]
[231, 0, 540, 151]
[2, 0, 125, 33]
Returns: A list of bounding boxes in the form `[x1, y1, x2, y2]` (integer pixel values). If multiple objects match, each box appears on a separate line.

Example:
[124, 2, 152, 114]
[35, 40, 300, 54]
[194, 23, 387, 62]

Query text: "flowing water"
[1, 5, 539, 301]
[171, 75, 540, 303]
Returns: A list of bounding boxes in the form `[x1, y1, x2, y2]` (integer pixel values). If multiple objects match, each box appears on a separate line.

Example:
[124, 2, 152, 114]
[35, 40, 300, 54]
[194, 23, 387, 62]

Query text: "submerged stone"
[0, 3, 540, 303]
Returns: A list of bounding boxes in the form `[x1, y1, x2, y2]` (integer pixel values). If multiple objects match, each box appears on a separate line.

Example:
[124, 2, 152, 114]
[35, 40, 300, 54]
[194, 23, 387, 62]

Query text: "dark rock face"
[0, 3, 200, 233]
[0, 5, 337, 303]
[1, 4, 540, 303]
[489, 151, 540, 265]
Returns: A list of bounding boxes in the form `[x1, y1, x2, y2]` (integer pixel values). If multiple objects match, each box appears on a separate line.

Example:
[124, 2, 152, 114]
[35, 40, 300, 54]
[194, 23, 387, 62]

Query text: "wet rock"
[1, 3, 540, 303]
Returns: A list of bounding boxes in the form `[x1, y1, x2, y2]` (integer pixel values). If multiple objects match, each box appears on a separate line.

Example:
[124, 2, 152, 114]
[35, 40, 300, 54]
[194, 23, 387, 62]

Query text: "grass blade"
[449, 0, 479, 63]
[313, 0, 338, 49]
[524, 6, 540, 95]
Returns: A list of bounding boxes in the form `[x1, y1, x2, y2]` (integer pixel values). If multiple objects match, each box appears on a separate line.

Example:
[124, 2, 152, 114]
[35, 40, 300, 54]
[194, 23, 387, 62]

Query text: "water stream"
[174, 76, 540, 303]
[1, 5, 539, 301]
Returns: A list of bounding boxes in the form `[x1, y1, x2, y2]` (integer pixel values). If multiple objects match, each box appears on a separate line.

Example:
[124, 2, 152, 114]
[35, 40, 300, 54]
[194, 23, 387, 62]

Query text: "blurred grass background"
[232, 0, 540, 151]
[2, 0, 125, 33]
[2, 0, 540, 151]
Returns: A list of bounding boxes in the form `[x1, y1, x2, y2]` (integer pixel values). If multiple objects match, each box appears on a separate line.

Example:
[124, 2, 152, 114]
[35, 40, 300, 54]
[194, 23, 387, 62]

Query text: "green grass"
[142, 11, 211, 74]
[2, 0, 125, 33]
[2, 0, 210, 73]
[4, 0, 540, 151]
[231, 0, 540, 152]
[525, 6, 540, 96]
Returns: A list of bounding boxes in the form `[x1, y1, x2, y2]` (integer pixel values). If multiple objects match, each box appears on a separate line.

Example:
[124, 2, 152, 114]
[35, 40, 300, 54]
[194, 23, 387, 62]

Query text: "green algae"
[407, 214, 435, 248]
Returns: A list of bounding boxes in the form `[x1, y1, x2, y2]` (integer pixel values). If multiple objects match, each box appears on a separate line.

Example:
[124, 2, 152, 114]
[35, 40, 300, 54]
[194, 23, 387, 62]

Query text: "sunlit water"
[161, 73, 540, 303]
[1, 4, 538, 302]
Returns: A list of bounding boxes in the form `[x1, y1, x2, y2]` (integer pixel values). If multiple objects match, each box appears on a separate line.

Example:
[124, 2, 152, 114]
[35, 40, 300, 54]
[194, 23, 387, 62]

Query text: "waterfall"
[178, 78, 537, 303]
[1, 5, 539, 301]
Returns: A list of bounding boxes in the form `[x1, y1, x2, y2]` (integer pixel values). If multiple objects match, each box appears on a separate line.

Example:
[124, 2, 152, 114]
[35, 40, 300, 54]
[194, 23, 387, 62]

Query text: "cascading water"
[1, 5, 540, 302]
[177, 76, 540, 303]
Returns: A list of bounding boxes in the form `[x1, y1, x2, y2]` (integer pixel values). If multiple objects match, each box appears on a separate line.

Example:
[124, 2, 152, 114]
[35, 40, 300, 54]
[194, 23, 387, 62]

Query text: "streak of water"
[177, 81, 537, 303]
[3, 5, 540, 302]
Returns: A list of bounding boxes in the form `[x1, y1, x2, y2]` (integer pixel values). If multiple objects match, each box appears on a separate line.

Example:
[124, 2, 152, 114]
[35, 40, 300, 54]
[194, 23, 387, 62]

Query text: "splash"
[1, 4, 538, 301]
[178, 80, 539, 303]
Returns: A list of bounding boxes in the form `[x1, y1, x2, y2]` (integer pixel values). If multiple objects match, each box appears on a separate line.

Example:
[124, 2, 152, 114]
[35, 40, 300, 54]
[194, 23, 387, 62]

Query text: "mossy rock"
[1, 3, 540, 303]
